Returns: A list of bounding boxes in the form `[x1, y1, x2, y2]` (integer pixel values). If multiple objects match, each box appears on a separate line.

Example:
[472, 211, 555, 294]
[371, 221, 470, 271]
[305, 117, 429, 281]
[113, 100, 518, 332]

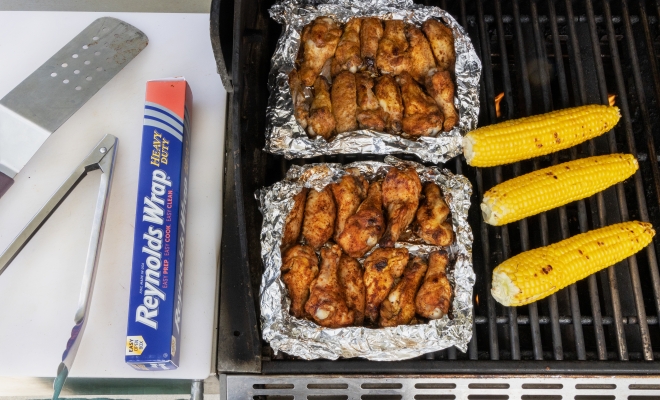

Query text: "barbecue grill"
[211, 0, 660, 397]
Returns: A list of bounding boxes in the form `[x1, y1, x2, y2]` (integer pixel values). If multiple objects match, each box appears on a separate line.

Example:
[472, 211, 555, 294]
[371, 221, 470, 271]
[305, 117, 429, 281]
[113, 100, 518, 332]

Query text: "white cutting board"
[0, 12, 225, 379]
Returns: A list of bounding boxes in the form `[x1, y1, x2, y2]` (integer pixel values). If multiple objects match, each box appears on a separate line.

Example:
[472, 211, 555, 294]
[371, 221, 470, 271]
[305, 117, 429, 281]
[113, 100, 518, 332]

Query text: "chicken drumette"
[305, 244, 355, 328]
[379, 166, 423, 247]
[425, 69, 458, 132]
[289, 69, 310, 130]
[299, 17, 342, 86]
[281, 244, 319, 318]
[302, 186, 336, 250]
[406, 24, 436, 84]
[360, 18, 383, 72]
[338, 254, 366, 325]
[356, 72, 387, 131]
[380, 256, 428, 327]
[331, 18, 362, 76]
[331, 71, 358, 134]
[374, 75, 404, 133]
[415, 182, 454, 246]
[363, 247, 409, 323]
[397, 72, 444, 137]
[307, 76, 336, 140]
[421, 19, 455, 73]
[376, 20, 409, 76]
[415, 251, 452, 319]
[330, 169, 368, 240]
[336, 180, 385, 258]
[281, 188, 308, 250]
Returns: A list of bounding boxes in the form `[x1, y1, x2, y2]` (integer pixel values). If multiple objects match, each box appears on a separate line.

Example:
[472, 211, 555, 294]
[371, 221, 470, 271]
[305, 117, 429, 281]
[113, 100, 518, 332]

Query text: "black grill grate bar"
[473, 315, 660, 325]
[471, 13, 658, 24]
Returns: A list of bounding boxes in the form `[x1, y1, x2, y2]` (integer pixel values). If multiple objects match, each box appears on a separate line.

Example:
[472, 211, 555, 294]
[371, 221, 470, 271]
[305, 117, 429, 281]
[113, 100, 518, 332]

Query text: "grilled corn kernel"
[491, 221, 655, 307]
[464, 105, 621, 167]
[482, 154, 638, 226]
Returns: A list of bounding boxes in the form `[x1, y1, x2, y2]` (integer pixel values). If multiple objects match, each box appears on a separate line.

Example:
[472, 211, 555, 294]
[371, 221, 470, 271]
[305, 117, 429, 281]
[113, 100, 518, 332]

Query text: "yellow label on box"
[126, 335, 147, 356]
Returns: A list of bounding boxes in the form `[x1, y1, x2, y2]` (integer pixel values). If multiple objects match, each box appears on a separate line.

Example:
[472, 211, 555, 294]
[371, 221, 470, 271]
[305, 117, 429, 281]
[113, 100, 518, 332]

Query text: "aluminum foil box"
[125, 78, 192, 371]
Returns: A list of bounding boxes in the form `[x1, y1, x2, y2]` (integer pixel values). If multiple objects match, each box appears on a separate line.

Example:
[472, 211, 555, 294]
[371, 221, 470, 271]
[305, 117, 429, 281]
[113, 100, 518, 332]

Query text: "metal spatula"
[0, 17, 147, 198]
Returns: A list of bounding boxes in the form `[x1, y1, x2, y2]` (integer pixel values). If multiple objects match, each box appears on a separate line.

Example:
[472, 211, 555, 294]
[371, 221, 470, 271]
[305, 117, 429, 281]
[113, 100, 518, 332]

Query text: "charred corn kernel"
[482, 154, 638, 226]
[463, 105, 620, 167]
[491, 221, 655, 306]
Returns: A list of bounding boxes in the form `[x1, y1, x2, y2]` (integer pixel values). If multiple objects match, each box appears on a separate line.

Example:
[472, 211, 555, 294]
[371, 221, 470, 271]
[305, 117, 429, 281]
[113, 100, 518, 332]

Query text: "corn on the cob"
[482, 154, 638, 226]
[491, 221, 655, 307]
[463, 105, 620, 167]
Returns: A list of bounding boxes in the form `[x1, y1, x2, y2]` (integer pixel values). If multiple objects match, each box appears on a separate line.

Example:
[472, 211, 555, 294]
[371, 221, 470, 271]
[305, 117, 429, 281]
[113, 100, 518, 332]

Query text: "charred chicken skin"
[425, 69, 458, 132]
[330, 169, 369, 240]
[374, 75, 404, 133]
[421, 19, 455, 72]
[307, 76, 336, 140]
[281, 188, 308, 250]
[356, 72, 387, 131]
[397, 72, 444, 137]
[281, 244, 319, 318]
[379, 166, 423, 247]
[363, 247, 410, 323]
[289, 69, 310, 130]
[302, 186, 337, 250]
[406, 24, 436, 84]
[338, 254, 366, 325]
[299, 17, 343, 86]
[376, 20, 410, 76]
[331, 71, 359, 134]
[360, 18, 384, 72]
[415, 182, 454, 246]
[305, 244, 355, 327]
[336, 180, 385, 258]
[415, 250, 452, 319]
[380, 256, 428, 327]
[332, 18, 362, 76]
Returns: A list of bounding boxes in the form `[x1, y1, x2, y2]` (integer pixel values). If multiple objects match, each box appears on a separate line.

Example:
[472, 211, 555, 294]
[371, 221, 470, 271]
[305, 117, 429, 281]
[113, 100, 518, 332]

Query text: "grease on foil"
[265, 0, 482, 164]
[257, 156, 474, 360]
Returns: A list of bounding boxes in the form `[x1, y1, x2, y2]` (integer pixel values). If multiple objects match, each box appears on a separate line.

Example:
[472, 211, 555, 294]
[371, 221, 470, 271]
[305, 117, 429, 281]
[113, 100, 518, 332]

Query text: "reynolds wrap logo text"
[136, 169, 172, 329]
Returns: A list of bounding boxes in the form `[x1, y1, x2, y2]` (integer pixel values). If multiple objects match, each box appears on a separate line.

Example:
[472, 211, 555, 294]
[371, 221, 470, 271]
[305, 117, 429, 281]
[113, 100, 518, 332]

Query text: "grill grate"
[215, 0, 660, 374]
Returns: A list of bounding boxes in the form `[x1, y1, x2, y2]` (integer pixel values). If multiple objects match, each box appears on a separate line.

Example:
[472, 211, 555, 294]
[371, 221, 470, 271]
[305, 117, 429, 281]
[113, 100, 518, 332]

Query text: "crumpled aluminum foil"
[265, 0, 482, 164]
[257, 156, 474, 360]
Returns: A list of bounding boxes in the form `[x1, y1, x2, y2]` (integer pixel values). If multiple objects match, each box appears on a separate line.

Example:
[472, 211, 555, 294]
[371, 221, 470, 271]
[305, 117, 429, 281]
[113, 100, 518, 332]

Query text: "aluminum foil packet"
[265, 0, 482, 164]
[257, 156, 474, 360]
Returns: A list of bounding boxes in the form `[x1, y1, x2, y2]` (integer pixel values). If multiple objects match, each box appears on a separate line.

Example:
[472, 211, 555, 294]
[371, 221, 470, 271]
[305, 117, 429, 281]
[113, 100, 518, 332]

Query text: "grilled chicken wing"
[363, 247, 410, 323]
[305, 244, 355, 327]
[330, 169, 369, 240]
[374, 75, 404, 133]
[281, 244, 319, 318]
[416, 182, 454, 246]
[356, 72, 387, 131]
[289, 69, 311, 129]
[425, 69, 458, 132]
[332, 18, 362, 76]
[422, 19, 455, 72]
[281, 188, 309, 250]
[331, 71, 358, 133]
[299, 17, 343, 86]
[415, 251, 452, 319]
[406, 24, 436, 84]
[376, 20, 409, 76]
[338, 254, 366, 325]
[360, 18, 384, 72]
[380, 166, 423, 247]
[307, 76, 336, 140]
[302, 186, 336, 250]
[336, 180, 385, 258]
[397, 72, 444, 137]
[380, 256, 428, 327]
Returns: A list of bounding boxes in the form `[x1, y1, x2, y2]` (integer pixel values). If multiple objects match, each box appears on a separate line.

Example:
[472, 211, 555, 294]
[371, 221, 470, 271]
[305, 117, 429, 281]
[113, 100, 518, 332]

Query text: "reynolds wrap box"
[126, 78, 192, 371]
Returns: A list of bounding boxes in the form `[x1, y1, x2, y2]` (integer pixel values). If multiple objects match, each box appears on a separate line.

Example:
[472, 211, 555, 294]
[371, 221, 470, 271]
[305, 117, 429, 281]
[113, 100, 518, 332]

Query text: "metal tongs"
[0, 134, 117, 399]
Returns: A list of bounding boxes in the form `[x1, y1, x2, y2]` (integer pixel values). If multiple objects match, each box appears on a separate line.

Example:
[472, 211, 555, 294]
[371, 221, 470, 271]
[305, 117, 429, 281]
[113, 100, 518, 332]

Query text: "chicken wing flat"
[380, 256, 428, 327]
[281, 244, 319, 318]
[338, 254, 366, 325]
[302, 186, 336, 250]
[289, 69, 311, 130]
[422, 19, 455, 72]
[331, 71, 358, 133]
[299, 17, 343, 86]
[332, 18, 362, 76]
[380, 166, 423, 247]
[397, 72, 444, 137]
[406, 24, 436, 84]
[363, 247, 409, 323]
[374, 75, 404, 133]
[425, 69, 458, 132]
[336, 180, 385, 258]
[415, 251, 451, 319]
[281, 188, 309, 250]
[330, 169, 368, 240]
[356, 72, 387, 131]
[307, 76, 336, 140]
[360, 18, 383, 72]
[305, 244, 355, 327]
[416, 182, 454, 246]
[376, 20, 409, 76]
